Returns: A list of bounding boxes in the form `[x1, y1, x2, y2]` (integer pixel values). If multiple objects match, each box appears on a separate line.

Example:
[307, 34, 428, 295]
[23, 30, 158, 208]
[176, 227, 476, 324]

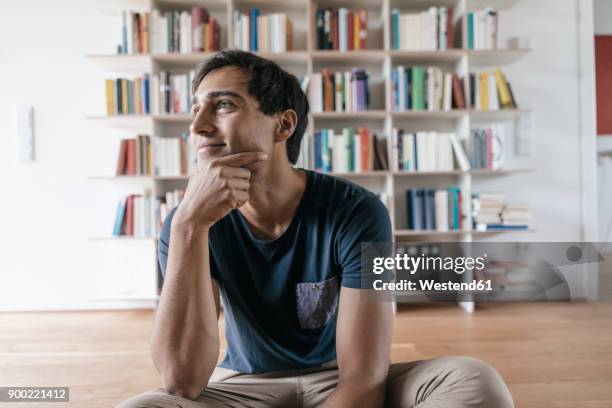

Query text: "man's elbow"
[164, 381, 203, 401]
[162, 365, 214, 401]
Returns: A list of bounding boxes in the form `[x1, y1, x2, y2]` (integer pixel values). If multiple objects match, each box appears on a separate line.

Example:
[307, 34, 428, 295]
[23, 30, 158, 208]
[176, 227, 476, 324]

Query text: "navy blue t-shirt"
[158, 169, 392, 374]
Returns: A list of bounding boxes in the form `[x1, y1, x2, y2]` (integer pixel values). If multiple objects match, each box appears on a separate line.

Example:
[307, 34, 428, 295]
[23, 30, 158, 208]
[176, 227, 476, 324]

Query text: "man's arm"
[150, 151, 267, 400]
[323, 287, 393, 408]
[150, 219, 221, 400]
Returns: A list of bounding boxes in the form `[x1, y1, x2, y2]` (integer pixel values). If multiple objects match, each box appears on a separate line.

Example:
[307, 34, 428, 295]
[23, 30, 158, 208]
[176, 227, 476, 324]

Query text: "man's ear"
[274, 109, 298, 143]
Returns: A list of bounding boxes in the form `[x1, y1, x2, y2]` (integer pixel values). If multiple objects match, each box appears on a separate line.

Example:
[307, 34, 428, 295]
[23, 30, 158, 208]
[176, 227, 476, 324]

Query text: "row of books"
[308, 68, 370, 113]
[116, 134, 196, 177]
[105, 71, 195, 116]
[113, 193, 160, 237]
[153, 70, 195, 115]
[466, 9, 498, 50]
[472, 193, 530, 231]
[150, 8, 220, 54]
[312, 128, 389, 173]
[469, 126, 504, 170]
[406, 188, 464, 231]
[391, 131, 469, 173]
[153, 134, 195, 177]
[117, 135, 152, 176]
[118, 11, 149, 54]
[391, 66, 466, 112]
[315, 8, 368, 51]
[112, 190, 185, 237]
[233, 9, 293, 52]
[468, 69, 517, 111]
[391, 7, 454, 51]
[105, 76, 151, 115]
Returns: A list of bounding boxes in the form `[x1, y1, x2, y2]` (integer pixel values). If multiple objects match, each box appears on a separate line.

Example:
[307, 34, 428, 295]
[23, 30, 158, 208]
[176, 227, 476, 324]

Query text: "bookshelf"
[88, 0, 533, 311]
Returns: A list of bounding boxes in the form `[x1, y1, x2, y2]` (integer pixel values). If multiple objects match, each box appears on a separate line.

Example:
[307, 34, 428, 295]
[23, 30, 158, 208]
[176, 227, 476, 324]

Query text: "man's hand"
[175, 151, 268, 227]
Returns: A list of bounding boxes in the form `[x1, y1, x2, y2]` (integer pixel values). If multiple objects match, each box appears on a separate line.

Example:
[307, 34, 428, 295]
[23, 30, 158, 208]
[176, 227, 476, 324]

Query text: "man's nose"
[189, 108, 216, 136]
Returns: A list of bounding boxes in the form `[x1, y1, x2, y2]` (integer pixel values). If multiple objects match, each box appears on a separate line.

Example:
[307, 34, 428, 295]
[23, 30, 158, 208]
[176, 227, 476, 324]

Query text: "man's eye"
[216, 101, 234, 110]
[191, 108, 200, 116]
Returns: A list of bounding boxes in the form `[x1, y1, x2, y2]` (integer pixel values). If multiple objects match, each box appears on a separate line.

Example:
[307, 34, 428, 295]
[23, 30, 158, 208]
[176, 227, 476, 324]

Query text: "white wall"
[0, 0, 598, 310]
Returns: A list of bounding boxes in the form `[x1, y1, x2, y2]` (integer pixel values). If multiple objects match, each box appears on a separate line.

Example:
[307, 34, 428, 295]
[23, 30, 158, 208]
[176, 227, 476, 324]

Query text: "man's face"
[189, 66, 277, 165]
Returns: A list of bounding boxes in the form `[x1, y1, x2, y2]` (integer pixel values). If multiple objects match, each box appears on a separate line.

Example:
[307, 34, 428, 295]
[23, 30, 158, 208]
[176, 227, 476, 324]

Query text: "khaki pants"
[117, 356, 514, 408]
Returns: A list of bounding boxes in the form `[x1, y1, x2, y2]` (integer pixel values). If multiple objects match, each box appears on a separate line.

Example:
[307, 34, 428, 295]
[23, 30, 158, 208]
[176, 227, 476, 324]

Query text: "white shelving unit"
[88, 0, 532, 312]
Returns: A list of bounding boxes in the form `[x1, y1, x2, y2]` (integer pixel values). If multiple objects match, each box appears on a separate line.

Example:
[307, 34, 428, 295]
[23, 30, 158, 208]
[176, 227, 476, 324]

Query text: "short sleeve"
[157, 206, 219, 287]
[337, 195, 392, 289]
[157, 207, 178, 284]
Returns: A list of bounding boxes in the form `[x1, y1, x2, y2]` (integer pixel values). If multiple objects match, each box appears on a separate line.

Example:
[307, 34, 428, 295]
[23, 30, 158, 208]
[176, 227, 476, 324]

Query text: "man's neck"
[238, 157, 307, 241]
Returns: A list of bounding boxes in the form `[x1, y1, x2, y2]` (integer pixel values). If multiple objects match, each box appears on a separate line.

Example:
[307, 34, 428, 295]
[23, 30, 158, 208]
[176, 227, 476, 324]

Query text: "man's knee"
[445, 356, 514, 408]
[116, 388, 200, 408]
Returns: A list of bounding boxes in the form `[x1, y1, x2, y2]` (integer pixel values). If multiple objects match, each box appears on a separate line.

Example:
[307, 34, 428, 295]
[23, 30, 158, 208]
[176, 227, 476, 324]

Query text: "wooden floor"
[1, 303, 612, 407]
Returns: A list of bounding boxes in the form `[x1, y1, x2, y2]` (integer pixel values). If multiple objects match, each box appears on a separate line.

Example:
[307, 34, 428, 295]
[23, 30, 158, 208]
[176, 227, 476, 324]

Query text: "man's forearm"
[151, 220, 219, 400]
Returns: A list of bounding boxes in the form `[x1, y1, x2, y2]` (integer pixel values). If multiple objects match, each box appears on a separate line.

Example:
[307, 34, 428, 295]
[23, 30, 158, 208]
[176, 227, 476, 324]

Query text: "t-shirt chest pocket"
[295, 276, 339, 330]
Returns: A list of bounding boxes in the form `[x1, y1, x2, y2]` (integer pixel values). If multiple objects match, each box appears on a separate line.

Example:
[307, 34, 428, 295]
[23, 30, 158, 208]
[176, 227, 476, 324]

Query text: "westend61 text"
[372, 279, 493, 292]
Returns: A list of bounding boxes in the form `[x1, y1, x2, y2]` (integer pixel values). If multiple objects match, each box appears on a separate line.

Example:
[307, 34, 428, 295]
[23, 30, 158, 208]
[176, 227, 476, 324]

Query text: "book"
[466, 8, 498, 50]
[406, 187, 463, 231]
[234, 9, 293, 52]
[391, 6, 454, 50]
[310, 68, 371, 113]
[149, 7, 219, 53]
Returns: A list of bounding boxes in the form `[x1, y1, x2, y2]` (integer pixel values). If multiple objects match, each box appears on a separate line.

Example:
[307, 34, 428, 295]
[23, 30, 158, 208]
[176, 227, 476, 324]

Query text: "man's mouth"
[198, 142, 226, 152]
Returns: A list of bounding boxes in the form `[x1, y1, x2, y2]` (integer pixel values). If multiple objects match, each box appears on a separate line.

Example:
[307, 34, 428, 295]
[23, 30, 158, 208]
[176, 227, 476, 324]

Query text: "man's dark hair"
[192, 50, 309, 165]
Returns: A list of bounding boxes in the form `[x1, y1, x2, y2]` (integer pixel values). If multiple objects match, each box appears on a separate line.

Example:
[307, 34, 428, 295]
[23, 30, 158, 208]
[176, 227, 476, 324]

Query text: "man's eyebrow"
[191, 90, 246, 106]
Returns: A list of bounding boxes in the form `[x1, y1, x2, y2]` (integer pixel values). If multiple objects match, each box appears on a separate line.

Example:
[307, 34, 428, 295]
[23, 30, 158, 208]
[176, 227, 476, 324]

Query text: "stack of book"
[391, 7, 454, 50]
[391, 130, 469, 173]
[233, 9, 293, 52]
[118, 11, 150, 54]
[150, 7, 220, 53]
[116, 135, 152, 176]
[105, 76, 151, 116]
[312, 128, 388, 173]
[470, 125, 504, 170]
[153, 134, 194, 177]
[472, 193, 530, 231]
[467, 69, 517, 110]
[112, 193, 161, 237]
[308, 68, 370, 112]
[406, 188, 464, 231]
[391, 66, 467, 111]
[315, 8, 368, 50]
[466, 8, 498, 50]
[151, 70, 195, 115]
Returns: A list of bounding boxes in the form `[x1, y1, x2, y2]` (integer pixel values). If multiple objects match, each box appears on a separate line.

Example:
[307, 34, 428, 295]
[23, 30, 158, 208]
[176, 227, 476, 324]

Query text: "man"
[118, 50, 514, 408]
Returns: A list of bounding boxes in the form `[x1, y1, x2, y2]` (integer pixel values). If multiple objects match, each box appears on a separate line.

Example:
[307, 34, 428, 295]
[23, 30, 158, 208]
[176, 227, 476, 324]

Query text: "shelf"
[467, 49, 531, 66]
[472, 228, 535, 235]
[86, 54, 151, 73]
[88, 236, 156, 241]
[466, 0, 521, 12]
[312, 110, 387, 120]
[88, 175, 188, 181]
[88, 175, 154, 181]
[389, 49, 464, 64]
[470, 168, 534, 176]
[86, 114, 192, 126]
[311, 50, 386, 63]
[469, 108, 531, 120]
[392, 110, 467, 119]
[394, 229, 470, 236]
[394, 170, 463, 176]
[326, 171, 390, 177]
[152, 113, 192, 122]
